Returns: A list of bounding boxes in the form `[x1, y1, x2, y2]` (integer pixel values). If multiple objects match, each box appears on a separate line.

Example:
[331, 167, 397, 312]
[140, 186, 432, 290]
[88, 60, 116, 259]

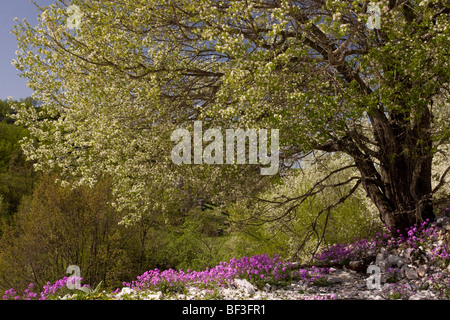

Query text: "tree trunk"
[317, 130, 436, 235]
[305, 0, 439, 235]
[375, 157, 435, 234]
[358, 106, 436, 235]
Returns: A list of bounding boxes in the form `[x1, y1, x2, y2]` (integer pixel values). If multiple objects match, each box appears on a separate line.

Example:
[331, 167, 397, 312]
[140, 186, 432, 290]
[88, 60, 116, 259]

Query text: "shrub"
[0, 175, 138, 292]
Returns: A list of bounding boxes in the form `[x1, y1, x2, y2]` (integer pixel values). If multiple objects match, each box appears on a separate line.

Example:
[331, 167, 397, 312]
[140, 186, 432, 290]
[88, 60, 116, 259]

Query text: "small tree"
[0, 175, 134, 291]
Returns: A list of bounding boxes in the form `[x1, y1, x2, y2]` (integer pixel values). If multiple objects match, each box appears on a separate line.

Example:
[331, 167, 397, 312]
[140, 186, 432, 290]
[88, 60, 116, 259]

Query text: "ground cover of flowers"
[3, 220, 449, 300]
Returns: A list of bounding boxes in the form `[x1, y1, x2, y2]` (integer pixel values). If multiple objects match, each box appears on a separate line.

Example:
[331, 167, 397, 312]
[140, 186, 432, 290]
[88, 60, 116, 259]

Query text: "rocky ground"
[226, 217, 450, 300]
[113, 217, 450, 300]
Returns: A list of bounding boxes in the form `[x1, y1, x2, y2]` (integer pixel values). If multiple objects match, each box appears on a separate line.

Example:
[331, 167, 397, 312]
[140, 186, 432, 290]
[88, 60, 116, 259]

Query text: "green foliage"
[0, 99, 36, 218]
[0, 122, 27, 170]
[0, 100, 13, 124]
[156, 279, 188, 295]
[311, 276, 332, 287]
[155, 208, 230, 271]
[57, 281, 107, 300]
[0, 175, 139, 292]
[0, 195, 5, 217]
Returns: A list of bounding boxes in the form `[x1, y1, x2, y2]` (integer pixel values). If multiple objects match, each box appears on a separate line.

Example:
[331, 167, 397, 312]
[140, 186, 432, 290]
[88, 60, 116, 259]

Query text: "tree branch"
[432, 164, 450, 194]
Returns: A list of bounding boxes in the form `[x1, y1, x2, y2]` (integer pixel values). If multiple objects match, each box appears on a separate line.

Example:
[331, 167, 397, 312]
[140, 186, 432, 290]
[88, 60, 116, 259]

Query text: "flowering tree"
[11, 0, 449, 232]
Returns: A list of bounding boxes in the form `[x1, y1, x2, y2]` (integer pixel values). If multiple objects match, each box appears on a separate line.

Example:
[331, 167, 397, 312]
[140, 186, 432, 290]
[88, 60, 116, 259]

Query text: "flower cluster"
[3, 254, 330, 300]
[3, 284, 37, 300]
[2, 276, 92, 300]
[382, 283, 415, 300]
[122, 254, 331, 293]
[2, 288, 20, 300]
[40, 277, 71, 300]
[312, 233, 389, 265]
[388, 220, 440, 249]
[428, 273, 450, 299]
[312, 219, 449, 266]
[430, 244, 450, 261]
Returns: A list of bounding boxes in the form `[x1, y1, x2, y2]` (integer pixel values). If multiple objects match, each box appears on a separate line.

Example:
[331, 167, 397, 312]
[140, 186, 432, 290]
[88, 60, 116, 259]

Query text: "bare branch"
[432, 165, 450, 194]
[290, 179, 362, 260]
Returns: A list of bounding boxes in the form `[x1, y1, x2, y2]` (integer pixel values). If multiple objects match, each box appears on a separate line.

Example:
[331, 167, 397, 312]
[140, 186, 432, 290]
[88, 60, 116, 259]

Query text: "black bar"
[1, 299, 448, 318]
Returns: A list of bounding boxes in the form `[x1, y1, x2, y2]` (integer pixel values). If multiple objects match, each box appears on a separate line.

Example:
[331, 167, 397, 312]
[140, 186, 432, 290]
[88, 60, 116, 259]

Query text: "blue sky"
[0, 0, 56, 100]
